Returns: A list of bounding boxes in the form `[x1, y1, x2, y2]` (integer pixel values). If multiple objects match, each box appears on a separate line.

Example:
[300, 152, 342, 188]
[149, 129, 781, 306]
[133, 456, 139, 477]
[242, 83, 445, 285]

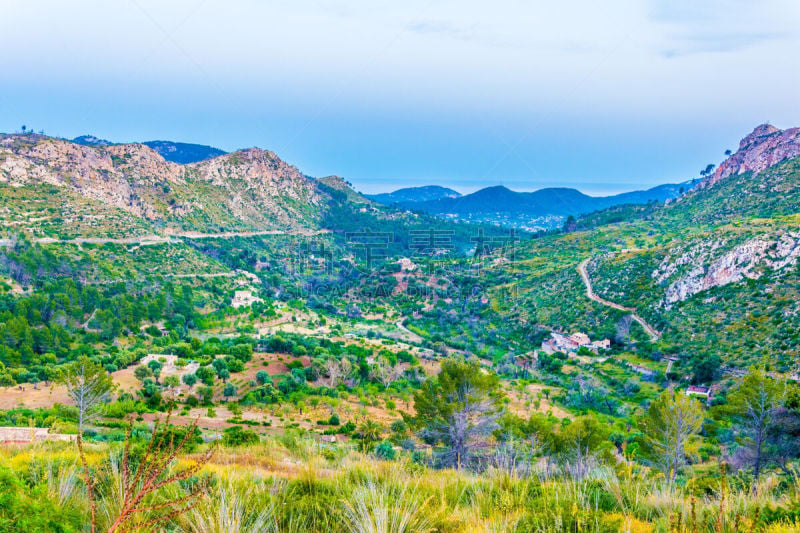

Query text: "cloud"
[405, 19, 526, 49]
[659, 31, 788, 58]
[648, 0, 798, 57]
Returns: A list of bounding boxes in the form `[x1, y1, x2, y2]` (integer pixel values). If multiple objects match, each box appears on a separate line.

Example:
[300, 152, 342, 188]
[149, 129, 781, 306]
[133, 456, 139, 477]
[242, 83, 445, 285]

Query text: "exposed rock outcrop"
[701, 124, 800, 188]
[0, 134, 355, 231]
[656, 232, 800, 305]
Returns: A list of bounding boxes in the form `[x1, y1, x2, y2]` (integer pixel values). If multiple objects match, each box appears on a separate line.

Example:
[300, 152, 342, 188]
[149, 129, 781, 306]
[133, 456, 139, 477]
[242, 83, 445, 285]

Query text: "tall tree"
[405, 357, 503, 471]
[60, 356, 116, 532]
[61, 355, 116, 432]
[724, 367, 784, 494]
[640, 389, 704, 483]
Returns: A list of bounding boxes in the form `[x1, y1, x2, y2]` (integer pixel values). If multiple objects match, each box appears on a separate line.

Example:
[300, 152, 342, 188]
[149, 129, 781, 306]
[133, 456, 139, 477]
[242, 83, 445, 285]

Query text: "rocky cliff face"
[701, 124, 800, 188]
[654, 231, 800, 305]
[188, 148, 326, 227]
[0, 135, 181, 218]
[0, 134, 340, 230]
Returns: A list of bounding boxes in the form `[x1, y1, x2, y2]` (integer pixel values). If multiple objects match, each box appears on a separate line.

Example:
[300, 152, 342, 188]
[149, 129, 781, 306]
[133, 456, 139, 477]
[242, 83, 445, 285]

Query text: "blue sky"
[1, 0, 799, 195]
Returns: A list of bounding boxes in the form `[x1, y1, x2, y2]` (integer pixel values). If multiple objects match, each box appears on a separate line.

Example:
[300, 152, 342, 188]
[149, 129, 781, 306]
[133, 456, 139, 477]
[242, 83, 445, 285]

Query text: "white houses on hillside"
[541, 332, 611, 355]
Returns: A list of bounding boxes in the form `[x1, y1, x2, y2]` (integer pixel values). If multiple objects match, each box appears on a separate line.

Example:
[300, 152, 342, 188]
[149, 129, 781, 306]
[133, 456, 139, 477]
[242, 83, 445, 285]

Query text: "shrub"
[374, 440, 396, 460]
[222, 426, 260, 447]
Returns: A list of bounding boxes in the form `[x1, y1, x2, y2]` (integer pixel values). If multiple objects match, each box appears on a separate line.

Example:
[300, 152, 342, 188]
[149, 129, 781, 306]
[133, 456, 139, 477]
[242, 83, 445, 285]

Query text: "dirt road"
[577, 258, 660, 342]
[16, 228, 330, 246]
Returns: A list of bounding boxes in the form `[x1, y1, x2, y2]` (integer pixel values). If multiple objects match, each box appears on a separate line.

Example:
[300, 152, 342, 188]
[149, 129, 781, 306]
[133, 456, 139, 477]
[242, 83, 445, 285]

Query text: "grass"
[2, 436, 800, 532]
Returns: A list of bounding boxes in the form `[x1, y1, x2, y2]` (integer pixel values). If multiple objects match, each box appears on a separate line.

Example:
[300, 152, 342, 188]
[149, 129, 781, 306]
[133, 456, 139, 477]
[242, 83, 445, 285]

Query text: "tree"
[198, 385, 214, 405]
[691, 353, 721, 384]
[196, 366, 215, 386]
[134, 365, 153, 383]
[223, 382, 236, 397]
[162, 375, 180, 389]
[256, 370, 270, 385]
[355, 419, 383, 452]
[723, 367, 784, 493]
[61, 356, 116, 432]
[60, 356, 116, 531]
[640, 390, 704, 483]
[147, 360, 162, 383]
[405, 358, 503, 470]
[700, 163, 715, 179]
[326, 357, 351, 387]
[370, 356, 402, 388]
[181, 373, 197, 387]
[767, 401, 800, 476]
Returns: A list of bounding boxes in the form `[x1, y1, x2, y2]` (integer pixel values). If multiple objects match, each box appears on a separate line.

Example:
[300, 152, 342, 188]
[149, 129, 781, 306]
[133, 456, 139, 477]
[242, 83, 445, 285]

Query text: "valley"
[0, 125, 799, 532]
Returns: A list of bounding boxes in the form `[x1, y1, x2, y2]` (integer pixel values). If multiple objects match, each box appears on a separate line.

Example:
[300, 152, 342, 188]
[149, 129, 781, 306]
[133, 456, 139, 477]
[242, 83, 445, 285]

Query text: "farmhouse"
[541, 332, 611, 355]
[231, 290, 263, 308]
[686, 385, 712, 404]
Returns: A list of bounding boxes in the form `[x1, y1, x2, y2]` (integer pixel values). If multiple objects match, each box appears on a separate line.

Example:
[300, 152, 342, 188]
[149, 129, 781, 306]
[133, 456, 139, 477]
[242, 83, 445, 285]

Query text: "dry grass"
[3, 432, 799, 532]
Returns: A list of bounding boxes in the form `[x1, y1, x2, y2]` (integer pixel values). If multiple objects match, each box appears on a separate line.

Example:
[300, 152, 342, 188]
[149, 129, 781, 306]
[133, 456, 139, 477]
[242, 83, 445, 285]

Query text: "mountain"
[400, 181, 694, 230]
[318, 175, 374, 204]
[72, 134, 113, 146]
[368, 185, 461, 205]
[0, 134, 366, 236]
[418, 182, 691, 216]
[141, 140, 226, 164]
[700, 123, 800, 188]
[72, 136, 226, 163]
[493, 123, 800, 371]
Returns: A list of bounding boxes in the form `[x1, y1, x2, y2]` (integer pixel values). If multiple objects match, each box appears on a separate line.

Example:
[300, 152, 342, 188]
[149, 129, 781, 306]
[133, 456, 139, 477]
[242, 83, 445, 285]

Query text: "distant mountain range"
[72, 135, 226, 164]
[141, 140, 226, 164]
[368, 185, 461, 205]
[369, 181, 698, 230]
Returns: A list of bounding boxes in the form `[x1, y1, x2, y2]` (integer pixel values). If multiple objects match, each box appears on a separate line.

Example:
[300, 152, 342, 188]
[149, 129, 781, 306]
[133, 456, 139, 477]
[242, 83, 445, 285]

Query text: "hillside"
[0, 134, 381, 236]
[141, 140, 226, 164]
[2, 125, 800, 533]
[402, 180, 694, 231]
[368, 185, 461, 205]
[73, 135, 227, 163]
[490, 124, 800, 375]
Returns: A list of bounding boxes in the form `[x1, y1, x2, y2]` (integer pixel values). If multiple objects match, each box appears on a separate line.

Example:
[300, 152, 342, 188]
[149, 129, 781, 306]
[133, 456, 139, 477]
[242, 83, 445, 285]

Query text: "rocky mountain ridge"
[0, 134, 353, 232]
[701, 123, 800, 188]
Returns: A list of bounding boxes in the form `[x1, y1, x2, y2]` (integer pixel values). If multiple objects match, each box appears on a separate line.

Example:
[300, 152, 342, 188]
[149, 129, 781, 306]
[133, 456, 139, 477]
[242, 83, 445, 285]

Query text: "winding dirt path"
[577, 258, 661, 342]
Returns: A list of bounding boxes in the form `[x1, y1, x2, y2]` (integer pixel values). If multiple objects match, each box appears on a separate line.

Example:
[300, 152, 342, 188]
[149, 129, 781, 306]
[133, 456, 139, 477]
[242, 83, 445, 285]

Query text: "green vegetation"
[1, 135, 800, 530]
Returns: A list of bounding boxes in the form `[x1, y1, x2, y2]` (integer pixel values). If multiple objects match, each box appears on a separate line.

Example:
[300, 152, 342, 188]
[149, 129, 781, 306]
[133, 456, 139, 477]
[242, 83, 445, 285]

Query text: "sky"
[1, 0, 799, 195]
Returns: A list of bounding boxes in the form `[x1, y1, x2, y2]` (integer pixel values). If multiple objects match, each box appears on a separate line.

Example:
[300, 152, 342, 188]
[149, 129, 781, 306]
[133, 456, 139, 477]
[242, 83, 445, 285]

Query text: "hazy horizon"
[2, 0, 799, 195]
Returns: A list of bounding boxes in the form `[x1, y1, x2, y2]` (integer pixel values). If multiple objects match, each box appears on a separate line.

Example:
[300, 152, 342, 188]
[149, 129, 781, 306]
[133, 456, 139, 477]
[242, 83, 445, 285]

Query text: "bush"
[0, 465, 83, 531]
[221, 426, 260, 447]
[374, 440, 396, 460]
[256, 370, 270, 385]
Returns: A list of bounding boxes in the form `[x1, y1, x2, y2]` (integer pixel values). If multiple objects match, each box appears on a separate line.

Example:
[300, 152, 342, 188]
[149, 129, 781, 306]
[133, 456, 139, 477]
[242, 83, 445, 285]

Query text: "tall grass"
[342, 472, 432, 533]
[2, 437, 799, 532]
